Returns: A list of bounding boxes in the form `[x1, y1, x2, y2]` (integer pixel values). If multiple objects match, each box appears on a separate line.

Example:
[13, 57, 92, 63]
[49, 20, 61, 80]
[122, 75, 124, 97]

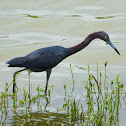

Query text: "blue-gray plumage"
[6, 31, 120, 95]
[8, 46, 68, 72]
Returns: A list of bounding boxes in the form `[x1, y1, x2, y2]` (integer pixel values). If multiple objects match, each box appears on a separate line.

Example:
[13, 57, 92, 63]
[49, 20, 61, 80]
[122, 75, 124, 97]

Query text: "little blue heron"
[6, 31, 120, 95]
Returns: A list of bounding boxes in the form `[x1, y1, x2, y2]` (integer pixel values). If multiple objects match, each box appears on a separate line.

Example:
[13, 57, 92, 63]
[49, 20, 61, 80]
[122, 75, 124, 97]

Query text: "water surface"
[0, 0, 126, 125]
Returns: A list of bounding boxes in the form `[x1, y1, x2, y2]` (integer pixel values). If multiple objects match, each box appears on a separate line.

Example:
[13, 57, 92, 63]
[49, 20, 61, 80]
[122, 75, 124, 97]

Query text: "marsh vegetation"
[0, 62, 126, 125]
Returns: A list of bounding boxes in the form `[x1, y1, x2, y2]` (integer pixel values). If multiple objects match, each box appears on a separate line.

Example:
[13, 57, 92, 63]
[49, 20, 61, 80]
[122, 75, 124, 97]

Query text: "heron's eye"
[104, 36, 108, 40]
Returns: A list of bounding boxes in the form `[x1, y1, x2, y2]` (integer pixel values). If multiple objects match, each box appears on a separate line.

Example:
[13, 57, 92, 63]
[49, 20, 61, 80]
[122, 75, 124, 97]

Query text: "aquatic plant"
[62, 63, 125, 125]
[0, 62, 125, 125]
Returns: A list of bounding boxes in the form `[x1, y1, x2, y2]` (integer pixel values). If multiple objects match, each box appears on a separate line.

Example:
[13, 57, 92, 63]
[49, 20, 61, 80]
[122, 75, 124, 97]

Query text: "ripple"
[0, 32, 69, 47]
[96, 16, 115, 19]
[25, 14, 45, 19]
[70, 15, 82, 17]
[96, 13, 126, 20]
[75, 6, 105, 10]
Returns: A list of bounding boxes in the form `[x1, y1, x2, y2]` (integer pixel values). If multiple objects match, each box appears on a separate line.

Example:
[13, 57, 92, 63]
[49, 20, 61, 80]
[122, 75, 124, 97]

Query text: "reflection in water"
[12, 111, 68, 126]
[11, 94, 52, 125]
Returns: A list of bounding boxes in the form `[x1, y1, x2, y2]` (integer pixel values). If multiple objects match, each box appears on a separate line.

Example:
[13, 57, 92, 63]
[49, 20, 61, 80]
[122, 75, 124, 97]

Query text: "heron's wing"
[25, 52, 65, 71]
[25, 54, 49, 69]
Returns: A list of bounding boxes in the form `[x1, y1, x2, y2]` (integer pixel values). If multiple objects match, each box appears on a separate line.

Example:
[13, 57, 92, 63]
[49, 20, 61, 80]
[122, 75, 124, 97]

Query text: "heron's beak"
[106, 39, 120, 55]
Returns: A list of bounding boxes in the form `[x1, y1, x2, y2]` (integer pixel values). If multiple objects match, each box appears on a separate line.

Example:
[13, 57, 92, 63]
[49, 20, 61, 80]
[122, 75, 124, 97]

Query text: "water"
[0, 0, 126, 125]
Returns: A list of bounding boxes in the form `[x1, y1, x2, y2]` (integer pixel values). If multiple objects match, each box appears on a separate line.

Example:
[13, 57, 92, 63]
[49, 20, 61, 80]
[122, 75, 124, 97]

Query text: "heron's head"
[96, 31, 120, 55]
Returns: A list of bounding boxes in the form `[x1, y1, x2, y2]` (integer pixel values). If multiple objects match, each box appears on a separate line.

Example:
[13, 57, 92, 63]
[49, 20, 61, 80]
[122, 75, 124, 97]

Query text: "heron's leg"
[45, 69, 52, 95]
[13, 68, 26, 93]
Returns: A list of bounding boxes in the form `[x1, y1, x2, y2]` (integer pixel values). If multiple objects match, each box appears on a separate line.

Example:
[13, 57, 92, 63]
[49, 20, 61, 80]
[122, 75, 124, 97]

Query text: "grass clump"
[62, 62, 125, 126]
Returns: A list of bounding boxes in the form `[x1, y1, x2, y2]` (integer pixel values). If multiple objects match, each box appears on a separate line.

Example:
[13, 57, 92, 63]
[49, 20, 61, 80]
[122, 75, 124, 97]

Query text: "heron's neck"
[67, 33, 97, 57]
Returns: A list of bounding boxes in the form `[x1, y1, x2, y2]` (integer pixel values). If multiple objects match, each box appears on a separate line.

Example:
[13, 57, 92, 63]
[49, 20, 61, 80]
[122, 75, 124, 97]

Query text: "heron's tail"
[6, 57, 27, 67]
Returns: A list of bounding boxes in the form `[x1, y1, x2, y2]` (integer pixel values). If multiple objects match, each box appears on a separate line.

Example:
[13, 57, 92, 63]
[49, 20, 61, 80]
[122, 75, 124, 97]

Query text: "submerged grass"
[0, 62, 126, 125]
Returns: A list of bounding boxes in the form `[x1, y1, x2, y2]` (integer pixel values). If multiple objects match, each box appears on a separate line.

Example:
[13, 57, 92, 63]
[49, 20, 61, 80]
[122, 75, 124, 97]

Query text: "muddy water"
[0, 0, 126, 125]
